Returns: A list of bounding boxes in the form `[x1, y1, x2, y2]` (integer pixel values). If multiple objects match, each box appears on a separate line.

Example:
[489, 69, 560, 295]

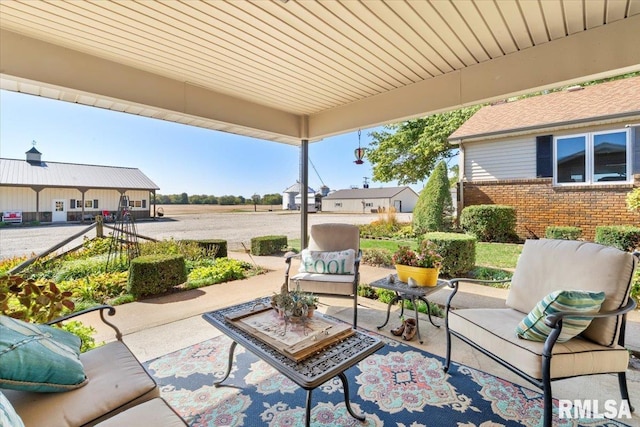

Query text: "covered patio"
[1, 0, 639, 246]
[82, 251, 640, 425]
[1, 2, 639, 425]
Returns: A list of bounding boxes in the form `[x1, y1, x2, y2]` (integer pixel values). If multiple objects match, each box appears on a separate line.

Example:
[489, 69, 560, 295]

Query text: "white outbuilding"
[321, 186, 418, 213]
[0, 146, 159, 223]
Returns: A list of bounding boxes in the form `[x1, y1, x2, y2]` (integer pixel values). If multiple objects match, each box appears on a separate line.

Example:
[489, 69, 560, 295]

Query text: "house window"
[334, 202, 342, 207]
[554, 129, 630, 185]
[84, 200, 94, 208]
[364, 202, 373, 207]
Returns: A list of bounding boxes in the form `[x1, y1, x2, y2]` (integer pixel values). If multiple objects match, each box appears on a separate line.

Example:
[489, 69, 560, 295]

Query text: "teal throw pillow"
[0, 391, 25, 427]
[516, 290, 605, 343]
[298, 249, 356, 275]
[0, 315, 87, 392]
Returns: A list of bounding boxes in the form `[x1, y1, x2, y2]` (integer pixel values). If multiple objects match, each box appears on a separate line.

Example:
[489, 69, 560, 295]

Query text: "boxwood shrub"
[594, 225, 640, 252]
[545, 226, 582, 240]
[128, 254, 187, 297]
[180, 239, 227, 258]
[460, 205, 518, 243]
[251, 235, 288, 255]
[423, 232, 476, 277]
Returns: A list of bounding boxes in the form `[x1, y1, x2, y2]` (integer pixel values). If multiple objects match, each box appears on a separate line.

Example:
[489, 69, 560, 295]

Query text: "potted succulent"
[392, 240, 443, 286]
[271, 284, 319, 319]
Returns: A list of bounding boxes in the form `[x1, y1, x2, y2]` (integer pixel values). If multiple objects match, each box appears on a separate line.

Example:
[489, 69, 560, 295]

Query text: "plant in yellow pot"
[392, 240, 443, 287]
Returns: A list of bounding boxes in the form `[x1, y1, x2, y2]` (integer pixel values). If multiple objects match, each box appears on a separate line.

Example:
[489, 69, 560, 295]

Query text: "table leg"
[338, 372, 366, 421]
[305, 389, 312, 427]
[376, 294, 400, 329]
[214, 341, 237, 386]
[412, 297, 423, 344]
[419, 296, 440, 327]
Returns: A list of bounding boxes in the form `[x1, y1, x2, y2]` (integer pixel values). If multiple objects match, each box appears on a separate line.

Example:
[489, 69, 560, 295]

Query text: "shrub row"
[250, 235, 288, 255]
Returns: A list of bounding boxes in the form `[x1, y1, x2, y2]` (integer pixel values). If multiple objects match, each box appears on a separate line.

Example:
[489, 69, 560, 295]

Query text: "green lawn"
[475, 242, 522, 269]
[290, 238, 522, 270]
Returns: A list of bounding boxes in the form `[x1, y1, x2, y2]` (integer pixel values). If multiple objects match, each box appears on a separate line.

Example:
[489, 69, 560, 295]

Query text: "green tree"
[412, 160, 453, 234]
[262, 193, 282, 205]
[366, 106, 480, 184]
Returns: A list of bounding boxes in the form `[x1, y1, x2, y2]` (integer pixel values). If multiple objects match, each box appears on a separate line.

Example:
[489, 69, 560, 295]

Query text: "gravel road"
[0, 211, 412, 260]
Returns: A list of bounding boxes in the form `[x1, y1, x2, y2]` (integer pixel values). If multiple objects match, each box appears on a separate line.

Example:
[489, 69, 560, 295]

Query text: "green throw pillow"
[0, 391, 25, 427]
[298, 249, 355, 275]
[516, 290, 605, 343]
[0, 315, 87, 392]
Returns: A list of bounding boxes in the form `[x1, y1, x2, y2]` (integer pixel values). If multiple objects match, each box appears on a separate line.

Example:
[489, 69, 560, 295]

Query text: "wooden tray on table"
[224, 303, 354, 362]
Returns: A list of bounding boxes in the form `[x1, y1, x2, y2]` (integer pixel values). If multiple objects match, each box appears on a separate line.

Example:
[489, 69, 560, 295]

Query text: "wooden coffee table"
[202, 298, 383, 427]
[369, 274, 448, 344]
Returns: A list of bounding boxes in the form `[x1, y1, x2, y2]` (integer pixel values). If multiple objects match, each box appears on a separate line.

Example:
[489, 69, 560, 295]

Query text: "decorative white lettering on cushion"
[298, 249, 356, 275]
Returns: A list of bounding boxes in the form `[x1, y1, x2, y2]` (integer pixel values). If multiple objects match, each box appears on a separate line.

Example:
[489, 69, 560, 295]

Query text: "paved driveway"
[0, 211, 412, 260]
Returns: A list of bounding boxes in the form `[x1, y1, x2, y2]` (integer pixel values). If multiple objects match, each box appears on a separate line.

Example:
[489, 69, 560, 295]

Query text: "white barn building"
[0, 147, 159, 223]
[321, 186, 418, 213]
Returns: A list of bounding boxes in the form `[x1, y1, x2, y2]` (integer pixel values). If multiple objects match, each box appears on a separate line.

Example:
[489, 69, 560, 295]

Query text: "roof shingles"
[449, 76, 640, 140]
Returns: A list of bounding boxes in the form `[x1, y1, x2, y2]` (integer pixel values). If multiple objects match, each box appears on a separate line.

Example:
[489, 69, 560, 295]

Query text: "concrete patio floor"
[84, 252, 640, 425]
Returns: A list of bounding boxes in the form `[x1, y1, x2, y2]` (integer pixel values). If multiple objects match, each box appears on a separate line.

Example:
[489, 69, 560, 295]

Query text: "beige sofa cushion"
[448, 308, 630, 380]
[505, 239, 636, 347]
[95, 398, 186, 427]
[4, 341, 159, 427]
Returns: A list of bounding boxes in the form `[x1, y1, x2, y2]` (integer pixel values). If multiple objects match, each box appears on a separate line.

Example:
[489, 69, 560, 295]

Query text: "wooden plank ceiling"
[1, 0, 639, 144]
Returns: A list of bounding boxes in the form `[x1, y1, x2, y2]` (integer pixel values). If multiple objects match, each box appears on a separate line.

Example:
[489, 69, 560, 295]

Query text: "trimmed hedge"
[545, 226, 582, 240]
[460, 205, 518, 243]
[423, 232, 476, 277]
[127, 254, 187, 297]
[594, 225, 640, 252]
[181, 239, 227, 258]
[251, 235, 287, 255]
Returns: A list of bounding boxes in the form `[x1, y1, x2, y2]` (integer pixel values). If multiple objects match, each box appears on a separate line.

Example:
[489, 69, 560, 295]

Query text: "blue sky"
[1, 90, 423, 198]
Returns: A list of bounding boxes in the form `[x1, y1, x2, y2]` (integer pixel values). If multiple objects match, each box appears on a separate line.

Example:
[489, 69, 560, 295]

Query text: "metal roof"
[1, 1, 639, 145]
[450, 76, 640, 142]
[282, 182, 315, 194]
[324, 186, 417, 200]
[0, 158, 159, 191]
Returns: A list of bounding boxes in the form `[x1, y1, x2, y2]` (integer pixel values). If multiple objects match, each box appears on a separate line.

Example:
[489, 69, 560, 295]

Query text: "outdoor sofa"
[444, 239, 639, 427]
[0, 305, 186, 427]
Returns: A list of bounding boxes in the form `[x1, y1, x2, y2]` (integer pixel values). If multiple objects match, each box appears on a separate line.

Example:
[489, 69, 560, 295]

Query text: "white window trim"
[553, 128, 631, 186]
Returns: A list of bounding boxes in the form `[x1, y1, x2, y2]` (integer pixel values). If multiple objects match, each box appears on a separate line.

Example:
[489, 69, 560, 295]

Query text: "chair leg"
[353, 292, 358, 330]
[619, 372, 635, 412]
[443, 326, 452, 373]
[542, 357, 553, 427]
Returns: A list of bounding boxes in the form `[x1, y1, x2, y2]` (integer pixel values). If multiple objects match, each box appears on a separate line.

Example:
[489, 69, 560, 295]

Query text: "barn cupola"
[26, 143, 42, 165]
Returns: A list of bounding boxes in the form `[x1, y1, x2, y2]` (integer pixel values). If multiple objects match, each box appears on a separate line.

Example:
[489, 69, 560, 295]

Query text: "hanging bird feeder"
[354, 129, 365, 164]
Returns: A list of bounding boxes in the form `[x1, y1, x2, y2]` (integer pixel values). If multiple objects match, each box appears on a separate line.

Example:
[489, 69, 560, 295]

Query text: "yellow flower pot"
[395, 265, 440, 287]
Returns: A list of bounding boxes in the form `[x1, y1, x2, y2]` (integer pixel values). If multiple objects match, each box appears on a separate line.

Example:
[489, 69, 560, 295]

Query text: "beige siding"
[0, 188, 150, 216]
[394, 188, 418, 212]
[464, 137, 536, 181]
[0, 187, 37, 211]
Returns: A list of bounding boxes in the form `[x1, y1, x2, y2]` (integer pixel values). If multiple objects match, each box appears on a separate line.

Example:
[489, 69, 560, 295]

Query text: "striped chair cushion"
[516, 290, 605, 343]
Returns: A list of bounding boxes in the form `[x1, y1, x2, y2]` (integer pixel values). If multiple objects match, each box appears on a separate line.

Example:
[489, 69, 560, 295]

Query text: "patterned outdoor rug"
[145, 332, 631, 427]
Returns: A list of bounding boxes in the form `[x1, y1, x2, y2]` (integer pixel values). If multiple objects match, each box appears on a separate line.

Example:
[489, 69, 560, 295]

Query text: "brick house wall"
[463, 175, 640, 241]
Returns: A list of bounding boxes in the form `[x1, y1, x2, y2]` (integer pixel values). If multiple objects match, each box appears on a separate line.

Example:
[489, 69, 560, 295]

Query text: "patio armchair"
[284, 223, 361, 329]
[444, 239, 639, 427]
